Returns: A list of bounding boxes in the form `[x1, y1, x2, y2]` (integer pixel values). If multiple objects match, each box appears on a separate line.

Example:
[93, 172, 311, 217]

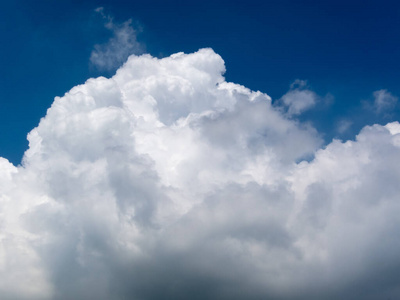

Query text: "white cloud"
[90, 8, 143, 71]
[373, 89, 398, 113]
[279, 79, 318, 115]
[1, 49, 400, 299]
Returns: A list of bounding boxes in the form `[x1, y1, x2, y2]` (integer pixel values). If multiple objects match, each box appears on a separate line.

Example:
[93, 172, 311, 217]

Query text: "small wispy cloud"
[90, 7, 144, 71]
[278, 79, 317, 115]
[336, 119, 353, 134]
[373, 89, 398, 113]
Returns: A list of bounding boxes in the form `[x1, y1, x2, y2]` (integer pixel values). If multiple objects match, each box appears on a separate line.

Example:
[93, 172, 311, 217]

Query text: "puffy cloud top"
[1, 49, 400, 299]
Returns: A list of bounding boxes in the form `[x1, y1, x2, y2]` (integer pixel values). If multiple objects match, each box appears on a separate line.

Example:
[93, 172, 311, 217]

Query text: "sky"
[1, 1, 400, 299]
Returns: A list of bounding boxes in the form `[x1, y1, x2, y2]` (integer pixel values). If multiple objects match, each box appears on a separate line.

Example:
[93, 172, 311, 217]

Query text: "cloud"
[336, 119, 353, 134]
[90, 8, 144, 71]
[373, 89, 398, 113]
[278, 79, 318, 115]
[1, 49, 400, 299]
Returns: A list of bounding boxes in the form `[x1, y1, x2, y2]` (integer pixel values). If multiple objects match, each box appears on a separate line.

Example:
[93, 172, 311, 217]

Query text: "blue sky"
[1, 0, 399, 165]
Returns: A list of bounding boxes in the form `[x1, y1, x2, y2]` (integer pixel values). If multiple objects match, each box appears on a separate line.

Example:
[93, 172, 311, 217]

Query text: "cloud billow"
[1, 49, 400, 299]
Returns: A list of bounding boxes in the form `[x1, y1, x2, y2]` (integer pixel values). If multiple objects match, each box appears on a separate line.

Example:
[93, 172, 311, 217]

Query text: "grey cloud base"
[1, 49, 400, 299]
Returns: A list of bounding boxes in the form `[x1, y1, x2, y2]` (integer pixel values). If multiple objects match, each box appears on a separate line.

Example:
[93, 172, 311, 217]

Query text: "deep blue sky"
[1, 0, 399, 165]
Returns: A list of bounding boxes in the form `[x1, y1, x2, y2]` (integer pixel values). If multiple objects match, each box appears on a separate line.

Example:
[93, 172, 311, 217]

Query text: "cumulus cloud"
[90, 7, 144, 71]
[373, 89, 398, 113]
[1, 49, 400, 299]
